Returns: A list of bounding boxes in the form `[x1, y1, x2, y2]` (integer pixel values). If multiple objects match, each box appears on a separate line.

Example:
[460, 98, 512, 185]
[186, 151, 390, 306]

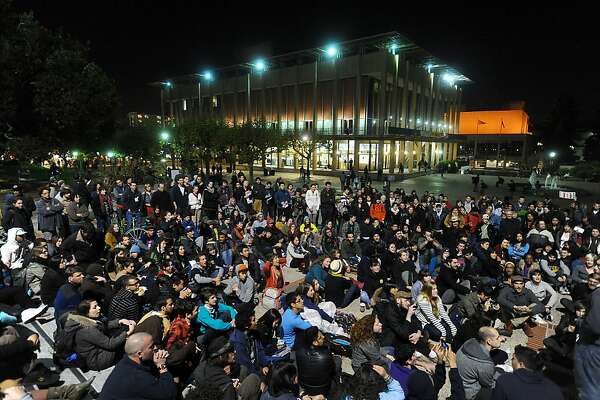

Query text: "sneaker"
[545, 313, 554, 322]
[531, 314, 546, 325]
[360, 303, 366, 312]
[497, 328, 513, 337]
[21, 304, 49, 324]
[0, 311, 18, 324]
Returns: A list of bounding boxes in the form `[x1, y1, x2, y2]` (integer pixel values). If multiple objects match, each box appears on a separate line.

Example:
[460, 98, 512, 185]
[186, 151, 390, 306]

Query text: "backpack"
[53, 319, 87, 370]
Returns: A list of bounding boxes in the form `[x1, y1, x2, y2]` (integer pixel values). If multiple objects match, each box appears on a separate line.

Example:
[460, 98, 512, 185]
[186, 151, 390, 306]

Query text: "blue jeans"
[575, 343, 600, 400]
[360, 290, 371, 306]
[340, 284, 361, 308]
[126, 211, 142, 231]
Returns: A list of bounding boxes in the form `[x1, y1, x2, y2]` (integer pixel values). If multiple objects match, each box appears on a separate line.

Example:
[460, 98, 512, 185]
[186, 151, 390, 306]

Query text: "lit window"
[212, 96, 218, 108]
[183, 100, 187, 111]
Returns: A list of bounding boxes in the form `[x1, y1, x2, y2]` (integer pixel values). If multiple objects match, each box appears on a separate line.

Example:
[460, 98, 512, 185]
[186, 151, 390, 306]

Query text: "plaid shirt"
[165, 316, 191, 350]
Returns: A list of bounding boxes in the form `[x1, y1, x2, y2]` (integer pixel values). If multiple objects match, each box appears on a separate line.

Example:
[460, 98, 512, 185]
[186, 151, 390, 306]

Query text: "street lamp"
[325, 44, 338, 58]
[253, 59, 266, 72]
[549, 151, 556, 158]
[196, 72, 213, 118]
[160, 131, 170, 141]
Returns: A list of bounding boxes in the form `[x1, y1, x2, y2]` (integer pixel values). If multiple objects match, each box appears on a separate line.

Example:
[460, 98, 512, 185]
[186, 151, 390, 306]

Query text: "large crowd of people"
[1, 167, 599, 400]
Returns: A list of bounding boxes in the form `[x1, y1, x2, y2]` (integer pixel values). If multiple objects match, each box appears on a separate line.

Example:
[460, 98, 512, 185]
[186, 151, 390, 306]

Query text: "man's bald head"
[125, 332, 152, 356]
[478, 326, 502, 350]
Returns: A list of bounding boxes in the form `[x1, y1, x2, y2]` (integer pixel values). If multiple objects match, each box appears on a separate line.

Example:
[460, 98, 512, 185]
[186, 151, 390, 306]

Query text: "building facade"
[155, 32, 471, 174]
[457, 109, 533, 169]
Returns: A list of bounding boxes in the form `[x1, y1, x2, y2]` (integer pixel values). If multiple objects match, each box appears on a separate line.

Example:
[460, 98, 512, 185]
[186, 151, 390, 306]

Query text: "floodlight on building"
[326, 45, 338, 58]
[442, 74, 455, 85]
[254, 59, 266, 71]
[549, 151, 556, 158]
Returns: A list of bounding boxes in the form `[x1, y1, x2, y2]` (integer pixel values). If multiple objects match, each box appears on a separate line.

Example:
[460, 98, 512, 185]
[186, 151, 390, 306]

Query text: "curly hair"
[350, 313, 377, 346]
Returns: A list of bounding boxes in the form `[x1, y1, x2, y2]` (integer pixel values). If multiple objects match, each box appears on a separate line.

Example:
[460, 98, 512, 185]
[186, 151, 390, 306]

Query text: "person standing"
[66, 194, 90, 235]
[124, 181, 143, 230]
[2, 197, 35, 241]
[305, 183, 321, 225]
[170, 175, 189, 215]
[151, 182, 175, 214]
[320, 181, 337, 226]
[36, 187, 64, 254]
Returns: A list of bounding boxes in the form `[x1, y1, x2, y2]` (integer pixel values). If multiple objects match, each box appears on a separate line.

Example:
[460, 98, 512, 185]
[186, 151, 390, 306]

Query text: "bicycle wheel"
[126, 227, 145, 243]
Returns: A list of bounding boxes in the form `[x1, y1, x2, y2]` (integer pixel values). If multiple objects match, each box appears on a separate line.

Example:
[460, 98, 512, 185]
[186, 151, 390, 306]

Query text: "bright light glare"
[255, 60, 266, 71]
[442, 74, 455, 84]
[107, 151, 115, 158]
[302, 135, 309, 141]
[326, 45, 338, 57]
[549, 151, 556, 158]
[160, 132, 170, 141]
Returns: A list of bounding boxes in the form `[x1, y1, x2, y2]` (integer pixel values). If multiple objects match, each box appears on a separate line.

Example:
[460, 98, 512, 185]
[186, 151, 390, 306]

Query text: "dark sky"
[14, 2, 599, 125]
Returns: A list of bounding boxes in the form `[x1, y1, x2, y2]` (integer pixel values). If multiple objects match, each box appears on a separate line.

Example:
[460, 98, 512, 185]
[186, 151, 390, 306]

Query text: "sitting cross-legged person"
[196, 287, 237, 345]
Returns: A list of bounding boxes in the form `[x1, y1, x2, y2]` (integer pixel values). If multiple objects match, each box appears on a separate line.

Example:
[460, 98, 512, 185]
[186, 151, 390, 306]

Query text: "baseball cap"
[237, 264, 249, 273]
[14, 228, 27, 236]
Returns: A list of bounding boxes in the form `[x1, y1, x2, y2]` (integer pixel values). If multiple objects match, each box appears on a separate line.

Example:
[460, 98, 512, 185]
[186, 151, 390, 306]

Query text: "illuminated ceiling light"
[417, 118, 421, 123]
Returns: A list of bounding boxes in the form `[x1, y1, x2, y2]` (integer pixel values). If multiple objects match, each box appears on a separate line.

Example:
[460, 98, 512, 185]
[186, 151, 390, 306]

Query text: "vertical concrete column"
[276, 69, 282, 128]
[391, 55, 400, 128]
[452, 143, 458, 160]
[233, 77, 238, 125]
[389, 140, 396, 173]
[294, 64, 299, 132]
[332, 59, 339, 135]
[398, 141, 405, 173]
[332, 142, 338, 170]
[377, 51, 389, 135]
[246, 73, 251, 122]
[377, 139, 385, 172]
[409, 85, 417, 129]
[424, 142, 431, 167]
[416, 141, 422, 167]
[354, 50, 362, 135]
[407, 141, 414, 173]
[401, 60, 410, 128]
[353, 139, 360, 169]
[312, 59, 318, 135]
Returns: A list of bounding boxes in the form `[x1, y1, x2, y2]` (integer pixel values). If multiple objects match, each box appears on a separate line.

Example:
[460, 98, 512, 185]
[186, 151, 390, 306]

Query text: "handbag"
[263, 287, 282, 309]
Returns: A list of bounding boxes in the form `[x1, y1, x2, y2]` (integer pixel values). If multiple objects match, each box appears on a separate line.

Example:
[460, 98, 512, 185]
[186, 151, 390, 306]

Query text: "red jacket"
[263, 260, 286, 290]
[370, 203, 386, 222]
[464, 213, 481, 234]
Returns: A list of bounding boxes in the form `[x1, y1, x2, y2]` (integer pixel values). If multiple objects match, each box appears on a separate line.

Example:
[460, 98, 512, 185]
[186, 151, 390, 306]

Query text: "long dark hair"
[346, 363, 387, 400]
[265, 360, 298, 397]
[255, 308, 282, 343]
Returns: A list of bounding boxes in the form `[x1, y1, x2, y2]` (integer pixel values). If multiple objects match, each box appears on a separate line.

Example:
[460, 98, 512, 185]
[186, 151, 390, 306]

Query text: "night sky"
[14, 2, 598, 125]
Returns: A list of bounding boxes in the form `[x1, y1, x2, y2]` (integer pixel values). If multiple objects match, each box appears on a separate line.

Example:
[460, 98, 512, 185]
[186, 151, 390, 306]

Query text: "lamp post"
[160, 81, 172, 128]
[159, 131, 175, 170]
[196, 72, 212, 119]
[107, 151, 115, 175]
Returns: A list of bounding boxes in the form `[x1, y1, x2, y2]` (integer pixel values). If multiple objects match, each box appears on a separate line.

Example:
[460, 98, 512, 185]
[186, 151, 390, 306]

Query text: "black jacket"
[202, 189, 220, 212]
[60, 231, 98, 264]
[491, 369, 563, 400]
[169, 185, 188, 212]
[99, 356, 177, 400]
[362, 269, 387, 298]
[150, 190, 174, 213]
[124, 188, 142, 213]
[295, 344, 336, 396]
[324, 274, 352, 307]
[437, 264, 469, 297]
[375, 297, 421, 348]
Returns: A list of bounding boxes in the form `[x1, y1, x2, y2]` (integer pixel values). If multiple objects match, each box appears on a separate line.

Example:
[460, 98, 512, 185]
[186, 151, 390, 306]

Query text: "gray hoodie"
[456, 338, 495, 399]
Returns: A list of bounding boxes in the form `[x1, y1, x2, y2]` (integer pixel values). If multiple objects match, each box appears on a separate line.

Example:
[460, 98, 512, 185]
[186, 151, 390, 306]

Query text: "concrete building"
[153, 32, 472, 174]
[457, 109, 534, 170]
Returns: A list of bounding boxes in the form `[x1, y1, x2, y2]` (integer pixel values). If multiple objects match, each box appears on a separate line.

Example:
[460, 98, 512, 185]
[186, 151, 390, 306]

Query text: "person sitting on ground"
[98, 332, 177, 400]
[525, 269, 559, 322]
[261, 360, 303, 400]
[324, 259, 361, 309]
[53, 266, 84, 321]
[390, 342, 460, 400]
[223, 264, 256, 313]
[456, 326, 503, 400]
[296, 326, 338, 397]
[492, 345, 563, 400]
[108, 275, 145, 323]
[191, 335, 261, 400]
[134, 296, 174, 345]
[416, 282, 457, 343]
[340, 232, 362, 266]
[196, 287, 237, 345]
[65, 299, 136, 371]
[450, 285, 500, 351]
[350, 313, 392, 373]
[437, 256, 471, 305]
[360, 258, 387, 313]
[342, 362, 405, 400]
[496, 274, 545, 336]
[373, 285, 427, 356]
[281, 292, 311, 350]
[305, 256, 330, 290]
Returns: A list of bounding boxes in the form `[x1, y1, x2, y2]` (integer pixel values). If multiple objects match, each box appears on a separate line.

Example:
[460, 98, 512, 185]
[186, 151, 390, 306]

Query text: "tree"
[234, 120, 287, 182]
[0, 0, 118, 159]
[171, 119, 225, 174]
[536, 94, 578, 163]
[287, 131, 332, 181]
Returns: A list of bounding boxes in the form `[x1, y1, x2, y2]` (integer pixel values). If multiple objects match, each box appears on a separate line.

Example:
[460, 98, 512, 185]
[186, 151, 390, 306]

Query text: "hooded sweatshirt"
[491, 368, 563, 400]
[0, 227, 33, 270]
[456, 338, 495, 399]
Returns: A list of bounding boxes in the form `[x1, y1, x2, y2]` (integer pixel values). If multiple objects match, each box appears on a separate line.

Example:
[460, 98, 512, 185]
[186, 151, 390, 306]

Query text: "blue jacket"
[196, 303, 237, 334]
[508, 243, 529, 262]
[305, 264, 327, 289]
[54, 283, 82, 320]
